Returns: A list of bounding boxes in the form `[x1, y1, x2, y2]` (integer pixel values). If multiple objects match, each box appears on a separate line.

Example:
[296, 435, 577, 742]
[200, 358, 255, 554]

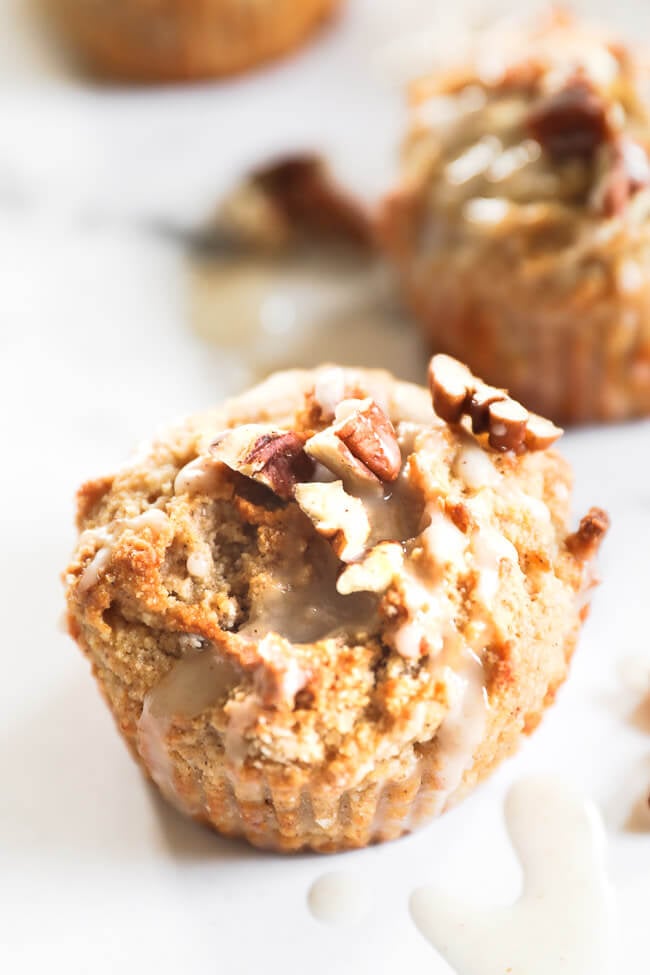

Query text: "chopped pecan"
[487, 398, 529, 452]
[305, 397, 401, 489]
[210, 425, 313, 500]
[566, 507, 610, 560]
[526, 78, 612, 161]
[468, 383, 510, 436]
[305, 426, 381, 491]
[334, 398, 402, 482]
[294, 481, 370, 562]
[428, 354, 563, 453]
[336, 541, 404, 595]
[428, 355, 473, 423]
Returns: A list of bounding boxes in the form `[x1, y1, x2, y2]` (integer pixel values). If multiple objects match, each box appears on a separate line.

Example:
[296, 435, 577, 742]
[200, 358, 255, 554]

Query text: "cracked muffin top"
[64, 360, 605, 799]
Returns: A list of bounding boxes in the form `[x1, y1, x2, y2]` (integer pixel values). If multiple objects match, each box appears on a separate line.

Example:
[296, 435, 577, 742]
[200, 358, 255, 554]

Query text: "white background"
[1, 1, 649, 972]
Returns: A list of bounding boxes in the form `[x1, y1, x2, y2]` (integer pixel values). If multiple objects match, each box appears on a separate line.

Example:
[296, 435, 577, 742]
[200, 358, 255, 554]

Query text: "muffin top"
[400, 10, 650, 264]
[65, 360, 603, 794]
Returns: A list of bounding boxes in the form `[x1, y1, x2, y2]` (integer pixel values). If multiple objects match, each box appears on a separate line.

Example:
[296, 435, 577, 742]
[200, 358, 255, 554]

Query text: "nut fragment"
[428, 354, 563, 454]
[468, 383, 508, 435]
[336, 542, 404, 595]
[210, 425, 313, 499]
[428, 355, 473, 423]
[526, 77, 611, 161]
[294, 481, 370, 562]
[334, 398, 402, 482]
[305, 426, 381, 491]
[487, 398, 529, 452]
[524, 412, 564, 451]
[566, 507, 610, 560]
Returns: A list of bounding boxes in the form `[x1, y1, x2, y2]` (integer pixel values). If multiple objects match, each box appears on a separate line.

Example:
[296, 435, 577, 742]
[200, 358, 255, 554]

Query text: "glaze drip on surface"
[410, 777, 615, 975]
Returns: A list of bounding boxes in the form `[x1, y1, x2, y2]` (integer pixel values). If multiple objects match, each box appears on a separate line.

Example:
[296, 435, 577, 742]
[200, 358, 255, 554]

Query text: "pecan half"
[210, 425, 313, 500]
[428, 354, 563, 453]
[334, 398, 402, 482]
[526, 78, 611, 161]
[566, 507, 610, 560]
[305, 397, 401, 489]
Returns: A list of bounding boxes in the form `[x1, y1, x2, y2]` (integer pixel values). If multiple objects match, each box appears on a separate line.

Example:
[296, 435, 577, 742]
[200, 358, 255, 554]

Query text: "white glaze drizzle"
[136, 649, 240, 813]
[428, 653, 488, 815]
[174, 454, 223, 495]
[410, 777, 615, 975]
[307, 872, 373, 926]
[77, 509, 169, 593]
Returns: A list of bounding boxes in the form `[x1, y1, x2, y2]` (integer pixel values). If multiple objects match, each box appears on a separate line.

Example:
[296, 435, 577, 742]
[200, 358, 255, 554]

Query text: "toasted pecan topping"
[294, 481, 370, 562]
[566, 507, 610, 560]
[428, 354, 563, 453]
[334, 399, 402, 482]
[526, 78, 612, 161]
[305, 397, 401, 488]
[210, 426, 313, 500]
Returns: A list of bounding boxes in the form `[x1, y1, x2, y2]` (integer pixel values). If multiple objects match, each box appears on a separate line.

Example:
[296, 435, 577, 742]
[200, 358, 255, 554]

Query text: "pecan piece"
[468, 383, 508, 435]
[305, 426, 381, 491]
[526, 78, 611, 161]
[334, 398, 402, 482]
[428, 355, 563, 453]
[210, 425, 313, 500]
[294, 481, 370, 562]
[566, 507, 610, 560]
[428, 354, 473, 423]
[487, 398, 529, 452]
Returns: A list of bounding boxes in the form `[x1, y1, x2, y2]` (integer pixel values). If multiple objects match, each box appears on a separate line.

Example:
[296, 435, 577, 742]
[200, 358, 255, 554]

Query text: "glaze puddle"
[410, 778, 615, 975]
[307, 871, 372, 926]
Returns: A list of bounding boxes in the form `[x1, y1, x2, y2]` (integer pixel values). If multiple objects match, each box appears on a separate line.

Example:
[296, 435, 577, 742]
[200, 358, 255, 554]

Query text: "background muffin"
[45, 0, 343, 81]
[380, 10, 650, 423]
[64, 359, 607, 852]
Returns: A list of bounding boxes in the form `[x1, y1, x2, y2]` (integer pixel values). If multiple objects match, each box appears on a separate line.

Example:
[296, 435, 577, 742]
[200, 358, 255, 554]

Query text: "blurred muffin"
[380, 11, 650, 423]
[46, 0, 343, 82]
[64, 357, 607, 852]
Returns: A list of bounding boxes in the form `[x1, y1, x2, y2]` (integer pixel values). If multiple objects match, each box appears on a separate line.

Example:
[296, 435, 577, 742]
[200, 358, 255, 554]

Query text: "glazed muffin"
[64, 357, 607, 852]
[45, 0, 342, 82]
[380, 11, 650, 423]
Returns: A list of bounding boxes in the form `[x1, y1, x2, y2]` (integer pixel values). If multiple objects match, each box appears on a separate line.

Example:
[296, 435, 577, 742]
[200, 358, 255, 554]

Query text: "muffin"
[380, 10, 650, 423]
[45, 0, 342, 82]
[64, 356, 608, 852]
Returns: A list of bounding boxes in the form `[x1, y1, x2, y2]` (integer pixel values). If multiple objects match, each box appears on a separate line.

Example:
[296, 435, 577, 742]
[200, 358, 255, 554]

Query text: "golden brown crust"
[380, 13, 650, 424]
[64, 364, 605, 851]
[44, 0, 343, 82]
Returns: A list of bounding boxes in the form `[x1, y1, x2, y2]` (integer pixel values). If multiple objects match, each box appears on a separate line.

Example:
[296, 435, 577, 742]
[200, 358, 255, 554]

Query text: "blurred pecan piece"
[253, 155, 374, 248]
[526, 78, 611, 161]
[566, 507, 610, 560]
[210, 425, 313, 500]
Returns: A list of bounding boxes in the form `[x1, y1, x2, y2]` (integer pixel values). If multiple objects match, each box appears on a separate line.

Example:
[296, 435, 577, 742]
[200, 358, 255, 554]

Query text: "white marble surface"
[1, 1, 650, 973]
